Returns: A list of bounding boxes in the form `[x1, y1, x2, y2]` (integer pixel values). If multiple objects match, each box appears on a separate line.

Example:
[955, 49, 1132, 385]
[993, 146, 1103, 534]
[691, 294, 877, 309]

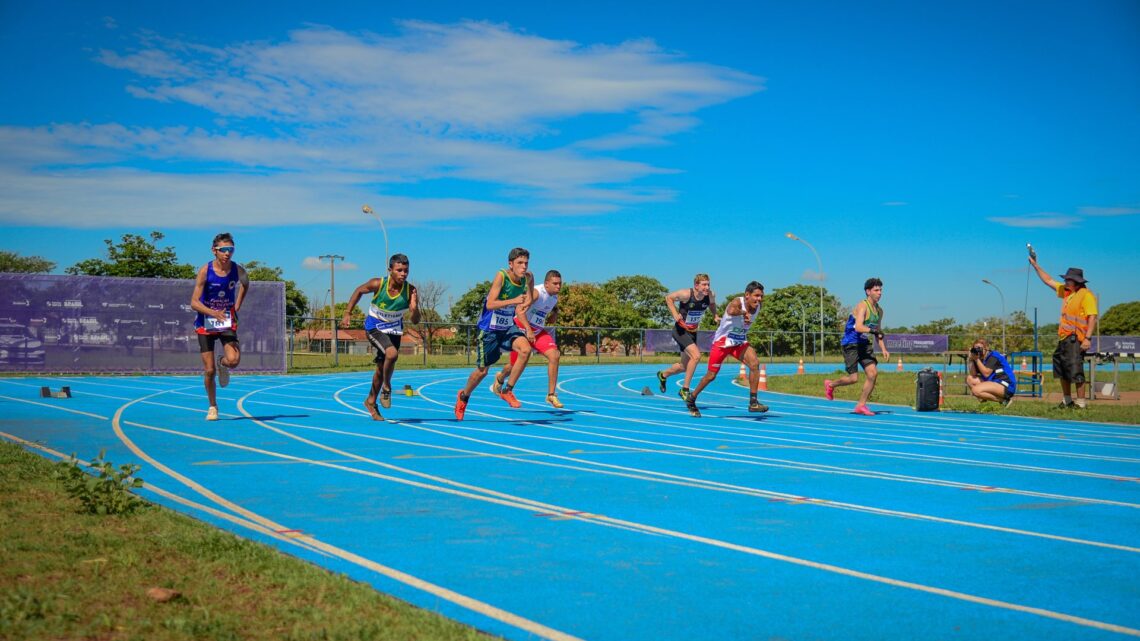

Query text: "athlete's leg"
[221, 340, 241, 369]
[543, 347, 560, 395]
[505, 336, 532, 388]
[381, 345, 399, 391]
[858, 362, 879, 406]
[681, 344, 702, 390]
[200, 349, 217, 408]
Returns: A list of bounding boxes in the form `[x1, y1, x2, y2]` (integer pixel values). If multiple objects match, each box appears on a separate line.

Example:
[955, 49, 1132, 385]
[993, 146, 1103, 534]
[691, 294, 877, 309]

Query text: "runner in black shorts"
[190, 233, 248, 421]
[657, 273, 717, 401]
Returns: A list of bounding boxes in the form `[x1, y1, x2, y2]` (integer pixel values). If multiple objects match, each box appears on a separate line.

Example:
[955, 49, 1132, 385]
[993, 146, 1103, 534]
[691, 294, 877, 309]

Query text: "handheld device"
[1027, 243, 1036, 260]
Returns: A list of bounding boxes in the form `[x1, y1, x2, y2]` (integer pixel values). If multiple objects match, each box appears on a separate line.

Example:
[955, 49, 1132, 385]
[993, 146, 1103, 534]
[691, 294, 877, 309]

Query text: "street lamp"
[362, 204, 389, 263]
[786, 232, 825, 358]
[981, 279, 1006, 353]
[789, 301, 809, 358]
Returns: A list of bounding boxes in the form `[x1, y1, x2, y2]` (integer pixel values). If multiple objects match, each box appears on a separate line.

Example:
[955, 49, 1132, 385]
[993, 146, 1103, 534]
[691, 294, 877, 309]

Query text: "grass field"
[762, 369, 1140, 425]
[0, 441, 495, 641]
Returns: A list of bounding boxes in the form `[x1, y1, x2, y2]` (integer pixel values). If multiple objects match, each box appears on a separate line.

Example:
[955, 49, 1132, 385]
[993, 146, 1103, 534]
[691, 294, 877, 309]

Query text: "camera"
[970, 346, 984, 357]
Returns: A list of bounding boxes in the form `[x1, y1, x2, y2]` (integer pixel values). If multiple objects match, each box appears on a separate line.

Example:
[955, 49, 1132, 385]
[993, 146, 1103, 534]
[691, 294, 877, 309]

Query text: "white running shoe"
[206, 406, 219, 421]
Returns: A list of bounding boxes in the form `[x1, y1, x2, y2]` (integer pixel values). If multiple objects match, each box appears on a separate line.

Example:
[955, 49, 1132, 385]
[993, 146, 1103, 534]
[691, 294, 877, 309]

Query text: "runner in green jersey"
[342, 254, 421, 420]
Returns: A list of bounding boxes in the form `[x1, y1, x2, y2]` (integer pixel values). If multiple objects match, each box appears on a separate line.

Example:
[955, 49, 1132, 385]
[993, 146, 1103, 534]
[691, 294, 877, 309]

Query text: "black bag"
[915, 368, 940, 411]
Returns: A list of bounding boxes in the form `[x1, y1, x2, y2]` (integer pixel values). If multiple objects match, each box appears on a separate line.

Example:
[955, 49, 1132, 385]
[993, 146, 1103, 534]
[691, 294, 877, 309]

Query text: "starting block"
[40, 386, 72, 399]
[641, 386, 653, 396]
[403, 384, 418, 397]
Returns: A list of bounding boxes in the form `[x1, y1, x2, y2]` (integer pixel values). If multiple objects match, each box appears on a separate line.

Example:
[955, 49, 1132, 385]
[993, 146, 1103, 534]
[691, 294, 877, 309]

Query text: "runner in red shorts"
[493, 270, 564, 408]
[685, 281, 768, 418]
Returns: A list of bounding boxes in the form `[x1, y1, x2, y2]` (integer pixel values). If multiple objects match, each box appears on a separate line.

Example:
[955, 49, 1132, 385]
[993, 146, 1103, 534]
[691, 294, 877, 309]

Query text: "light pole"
[790, 301, 809, 358]
[785, 232, 825, 358]
[320, 254, 345, 365]
[981, 279, 1006, 353]
[362, 204, 389, 263]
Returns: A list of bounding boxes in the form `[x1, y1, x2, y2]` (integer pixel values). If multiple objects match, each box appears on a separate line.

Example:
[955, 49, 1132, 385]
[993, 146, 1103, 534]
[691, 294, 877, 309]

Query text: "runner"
[825, 277, 890, 416]
[341, 254, 421, 421]
[190, 232, 248, 421]
[454, 248, 534, 421]
[657, 273, 717, 401]
[493, 269, 565, 409]
[685, 281, 768, 418]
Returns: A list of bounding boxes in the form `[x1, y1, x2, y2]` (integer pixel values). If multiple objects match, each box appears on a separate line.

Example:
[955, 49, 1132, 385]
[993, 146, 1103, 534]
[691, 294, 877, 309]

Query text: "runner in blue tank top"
[825, 277, 889, 416]
[190, 232, 249, 421]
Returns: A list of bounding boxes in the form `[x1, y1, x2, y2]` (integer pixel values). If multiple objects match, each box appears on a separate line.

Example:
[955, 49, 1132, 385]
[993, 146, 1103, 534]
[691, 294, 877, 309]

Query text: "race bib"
[684, 310, 704, 326]
[490, 308, 516, 330]
[205, 312, 232, 331]
[725, 329, 748, 347]
[530, 309, 548, 327]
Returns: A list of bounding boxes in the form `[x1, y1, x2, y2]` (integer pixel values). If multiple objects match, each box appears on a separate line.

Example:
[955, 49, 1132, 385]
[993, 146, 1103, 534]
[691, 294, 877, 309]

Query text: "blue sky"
[1, 0, 1137, 326]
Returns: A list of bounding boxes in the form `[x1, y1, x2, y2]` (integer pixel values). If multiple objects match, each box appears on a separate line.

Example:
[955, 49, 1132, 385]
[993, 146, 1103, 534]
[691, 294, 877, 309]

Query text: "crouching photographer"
[966, 338, 1017, 407]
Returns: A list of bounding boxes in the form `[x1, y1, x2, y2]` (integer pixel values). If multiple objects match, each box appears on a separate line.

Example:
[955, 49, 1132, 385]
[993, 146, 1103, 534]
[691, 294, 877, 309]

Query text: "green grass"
[762, 370, 1140, 425]
[0, 441, 496, 641]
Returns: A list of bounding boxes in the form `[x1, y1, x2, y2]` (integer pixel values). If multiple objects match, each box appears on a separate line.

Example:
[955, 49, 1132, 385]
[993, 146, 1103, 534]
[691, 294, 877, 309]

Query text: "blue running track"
[2, 364, 1138, 641]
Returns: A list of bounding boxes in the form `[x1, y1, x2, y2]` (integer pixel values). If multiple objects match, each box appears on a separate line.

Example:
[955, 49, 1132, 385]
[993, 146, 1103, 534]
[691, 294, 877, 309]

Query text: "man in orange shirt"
[1030, 257, 1098, 409]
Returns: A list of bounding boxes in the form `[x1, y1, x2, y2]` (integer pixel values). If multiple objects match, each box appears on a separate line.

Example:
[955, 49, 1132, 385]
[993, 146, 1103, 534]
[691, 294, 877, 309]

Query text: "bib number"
[205, 312, 232, 331]
[490, 308, 515, 330]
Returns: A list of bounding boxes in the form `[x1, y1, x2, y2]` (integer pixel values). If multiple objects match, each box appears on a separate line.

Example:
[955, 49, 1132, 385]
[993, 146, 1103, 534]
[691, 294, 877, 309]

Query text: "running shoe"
[491, 374, 505, 396]
[217, 355, 230, 388]
[824, 379, 834, 401]
[748, 399, 769, 413]
[380, 387, 392, 409]
[364, 400, 383, 421]
[206, 406, 219, 421]
[454, 391, 468, 421]
[853, 404, 876, 416]
[546, 393, 564, 409]
[1056, 400, 1075, 410]
[1001, 394, 1015, 408]
[678, 387, 690, 402]
[656, 371, 667, 393]
[501, 389, 522, 409]
[1074, 399, 1088, 409]
[685, 397, 701, 418]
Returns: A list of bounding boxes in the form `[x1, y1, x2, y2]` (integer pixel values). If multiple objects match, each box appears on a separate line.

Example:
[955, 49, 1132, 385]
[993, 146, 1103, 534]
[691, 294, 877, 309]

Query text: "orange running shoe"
[500, 389, 521, 409]
[454, 390, 468, 421]
[853, 404, 876, 416]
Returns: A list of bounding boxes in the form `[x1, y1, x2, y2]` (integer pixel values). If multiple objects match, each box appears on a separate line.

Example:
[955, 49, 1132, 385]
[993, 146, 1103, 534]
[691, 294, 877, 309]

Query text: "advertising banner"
[0, 273, 285, 373]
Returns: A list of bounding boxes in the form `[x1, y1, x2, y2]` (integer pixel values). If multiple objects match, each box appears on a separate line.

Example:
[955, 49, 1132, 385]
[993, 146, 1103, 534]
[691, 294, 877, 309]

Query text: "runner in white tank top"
[494, 270, 565, 408]
[686, 281, 769, 417]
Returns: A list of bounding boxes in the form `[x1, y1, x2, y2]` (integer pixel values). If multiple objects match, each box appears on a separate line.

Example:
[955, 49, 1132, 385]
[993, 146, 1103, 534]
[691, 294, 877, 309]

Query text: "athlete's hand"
[882, 349, 891, 360]
[684, 322, 698, 332]
[339, 315, 352, 329]
[211, 310, 228, 322]
[525, 328, 536, 342]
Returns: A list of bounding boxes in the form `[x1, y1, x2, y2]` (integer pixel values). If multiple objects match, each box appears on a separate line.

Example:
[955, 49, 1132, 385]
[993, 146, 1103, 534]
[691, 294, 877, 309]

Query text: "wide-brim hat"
[1059, 267, 1088, 284]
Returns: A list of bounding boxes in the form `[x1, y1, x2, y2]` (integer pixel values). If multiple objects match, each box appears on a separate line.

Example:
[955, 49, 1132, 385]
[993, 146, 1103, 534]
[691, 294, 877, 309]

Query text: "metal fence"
[285, 316, 1064, 370]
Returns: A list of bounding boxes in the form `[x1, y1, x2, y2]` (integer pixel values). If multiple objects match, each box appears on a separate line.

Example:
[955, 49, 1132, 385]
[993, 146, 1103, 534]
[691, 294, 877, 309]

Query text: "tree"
[1100, 301, 1140, 336]
[65, 231, 195, 279]
[244, 260, 308, 319]
[449, 281, 492, 325]
[0, 251, 55, 273]
[602, 275, 669, 327]
[555, 282, 633, 355]
[412, 280, 449, 354]
[750, 284, 843, 357]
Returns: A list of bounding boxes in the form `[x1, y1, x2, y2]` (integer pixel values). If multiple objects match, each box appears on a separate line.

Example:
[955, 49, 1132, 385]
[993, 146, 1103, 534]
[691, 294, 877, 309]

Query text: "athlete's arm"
[876, 309, 890, 359]
[709, 290, 720, 323]
[725, 297, 743, 317]
[190, 264, 226, 321]
[665, 288, 693, 328]
[484, 271, 512, 310]
[1029, 256, 1059, 289]
[546, 305, 558, 327]
[852, 302, 872, 334]
[341, 278, 382, 328]
[233, 264, 250, 313]
[407, 284, 422, 325]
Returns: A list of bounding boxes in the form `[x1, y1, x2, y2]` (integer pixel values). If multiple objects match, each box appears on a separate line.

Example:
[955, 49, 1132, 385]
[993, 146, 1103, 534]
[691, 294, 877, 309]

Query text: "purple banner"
[1092, 336, 1140, 355]
[882, 334, 949, 354]
[644, 328, 715, 354]
[0, 273, 285, 373]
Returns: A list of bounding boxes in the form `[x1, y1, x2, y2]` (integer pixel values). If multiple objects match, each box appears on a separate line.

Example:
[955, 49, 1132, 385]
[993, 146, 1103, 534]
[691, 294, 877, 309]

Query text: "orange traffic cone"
[797, 358, 805, 375]
[1020, 357, 1028, 373]
[936, 371, 944, 407]
[758, 364, 768, 391]
[896, 357, 903, 372]
[738, 361, 747, 381]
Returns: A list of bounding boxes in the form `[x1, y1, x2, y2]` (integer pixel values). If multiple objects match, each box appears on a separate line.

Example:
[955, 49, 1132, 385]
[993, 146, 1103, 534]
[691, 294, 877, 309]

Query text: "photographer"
[966, 338, 1017, 407]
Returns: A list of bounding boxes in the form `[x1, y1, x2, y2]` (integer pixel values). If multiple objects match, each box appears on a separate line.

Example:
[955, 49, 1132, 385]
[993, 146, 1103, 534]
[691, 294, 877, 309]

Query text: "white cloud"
[800, 269, 826, 282]
[302, 257, 358, 270]
[0, 21, 762, 228]
[986, 213, 1081, 229]
[1078, 206, 1140, 217]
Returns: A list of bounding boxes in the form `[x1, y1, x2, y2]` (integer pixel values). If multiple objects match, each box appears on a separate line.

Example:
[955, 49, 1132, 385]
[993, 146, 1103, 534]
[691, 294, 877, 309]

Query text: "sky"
[1, 0, 1138, 327]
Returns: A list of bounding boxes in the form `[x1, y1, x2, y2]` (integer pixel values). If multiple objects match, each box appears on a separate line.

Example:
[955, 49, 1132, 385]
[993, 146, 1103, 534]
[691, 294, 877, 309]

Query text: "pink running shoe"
[824, 380, 834, 401]
[853, 404, 876, 416]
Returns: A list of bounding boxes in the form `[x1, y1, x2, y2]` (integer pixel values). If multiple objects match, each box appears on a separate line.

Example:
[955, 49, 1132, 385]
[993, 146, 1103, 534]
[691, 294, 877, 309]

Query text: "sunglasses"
[215, 246, 235, 254]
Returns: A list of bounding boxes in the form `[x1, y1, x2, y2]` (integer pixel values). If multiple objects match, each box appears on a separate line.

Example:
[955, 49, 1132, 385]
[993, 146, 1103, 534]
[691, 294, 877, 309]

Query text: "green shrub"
[54, 449, 146, 515]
